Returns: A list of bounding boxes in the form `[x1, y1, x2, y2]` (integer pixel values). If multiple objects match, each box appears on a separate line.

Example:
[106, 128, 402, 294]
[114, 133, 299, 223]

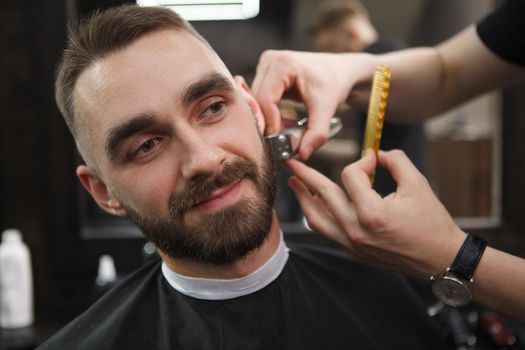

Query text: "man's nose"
[179, 131, 226, 182]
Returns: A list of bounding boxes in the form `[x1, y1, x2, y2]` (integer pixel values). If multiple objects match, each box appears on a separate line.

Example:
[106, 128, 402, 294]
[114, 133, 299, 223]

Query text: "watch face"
[432, 275, 472, 307]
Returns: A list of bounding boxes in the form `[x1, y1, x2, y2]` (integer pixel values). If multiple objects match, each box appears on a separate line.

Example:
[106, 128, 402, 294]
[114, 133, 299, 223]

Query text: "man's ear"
[76, 165, 128, 217]
[234, 75, 265, 134]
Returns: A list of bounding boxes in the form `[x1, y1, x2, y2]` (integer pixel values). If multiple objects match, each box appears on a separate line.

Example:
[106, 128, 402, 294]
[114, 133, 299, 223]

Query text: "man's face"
[75, 29, 276, 264]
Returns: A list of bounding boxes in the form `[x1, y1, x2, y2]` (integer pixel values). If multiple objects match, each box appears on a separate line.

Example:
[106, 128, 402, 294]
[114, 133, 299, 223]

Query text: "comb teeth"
[362, 65, 391, 184]
[362, 65, 391, 156]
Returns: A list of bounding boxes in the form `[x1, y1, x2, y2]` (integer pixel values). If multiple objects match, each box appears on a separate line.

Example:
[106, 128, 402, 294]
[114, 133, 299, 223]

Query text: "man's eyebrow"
[181, 73, 234, 107]
[103, 74, 233, 161]
[105, 115, 155, 161]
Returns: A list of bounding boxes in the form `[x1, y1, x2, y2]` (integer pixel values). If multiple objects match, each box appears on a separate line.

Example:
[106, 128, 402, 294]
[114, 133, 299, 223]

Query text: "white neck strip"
[161, 236, 289, 300]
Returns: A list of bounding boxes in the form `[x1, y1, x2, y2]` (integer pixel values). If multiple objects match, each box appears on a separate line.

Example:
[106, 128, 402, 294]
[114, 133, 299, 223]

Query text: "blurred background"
[1, 0, 525, 346]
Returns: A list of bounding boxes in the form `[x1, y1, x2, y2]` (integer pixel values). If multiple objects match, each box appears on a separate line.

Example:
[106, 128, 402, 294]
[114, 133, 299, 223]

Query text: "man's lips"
[190, 178, 244, 211]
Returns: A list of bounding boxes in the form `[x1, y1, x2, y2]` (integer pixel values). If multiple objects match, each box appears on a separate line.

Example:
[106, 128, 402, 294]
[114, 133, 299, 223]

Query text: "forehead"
[74, 29, 231, 144]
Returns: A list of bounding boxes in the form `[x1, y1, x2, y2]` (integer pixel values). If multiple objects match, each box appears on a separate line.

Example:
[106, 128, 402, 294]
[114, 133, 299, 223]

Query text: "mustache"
[168, 159, 258, 215]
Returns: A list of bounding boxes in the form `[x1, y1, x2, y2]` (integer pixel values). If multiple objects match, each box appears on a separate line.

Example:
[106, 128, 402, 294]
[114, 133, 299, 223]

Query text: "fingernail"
[302, 146, 313, 160]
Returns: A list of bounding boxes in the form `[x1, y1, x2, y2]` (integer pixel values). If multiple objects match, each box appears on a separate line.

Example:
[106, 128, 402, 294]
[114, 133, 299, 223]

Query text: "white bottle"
[96, 254, 116, 286]
[0, 229, 34, 328]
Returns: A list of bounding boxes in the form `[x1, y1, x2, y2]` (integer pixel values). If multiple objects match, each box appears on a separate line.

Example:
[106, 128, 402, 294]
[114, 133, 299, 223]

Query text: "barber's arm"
[252, 26, 525, 159]
[285, 150, 525, 323]
[378, 26, 525, 121]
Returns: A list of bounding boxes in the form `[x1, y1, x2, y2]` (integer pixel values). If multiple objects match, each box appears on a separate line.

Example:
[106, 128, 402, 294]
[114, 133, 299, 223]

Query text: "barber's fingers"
[377, 150, 427, 192]
[259, 102, 282, 135]
[285, 159, 359, 231]
[340, 149, 377, 201]
[288, 176, 353, 250]
[251, 50, 272, 94]
[299, 97, 332, 160]
[252, 72, 283, 135]
[340, 150, 385, 230]
[252, 51, 295, 134]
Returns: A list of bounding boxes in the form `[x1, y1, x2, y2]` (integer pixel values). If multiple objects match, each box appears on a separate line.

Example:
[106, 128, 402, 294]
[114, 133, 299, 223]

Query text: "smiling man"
[74, 39, 278, 271]
[39, 5, 450, 349]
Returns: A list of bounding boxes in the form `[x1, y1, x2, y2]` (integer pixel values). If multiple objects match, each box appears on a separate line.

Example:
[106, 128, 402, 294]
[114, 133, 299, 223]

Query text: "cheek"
[215, 108, 264, 158]
[109, 159, 179, 216]
[224, 133, 263, 157]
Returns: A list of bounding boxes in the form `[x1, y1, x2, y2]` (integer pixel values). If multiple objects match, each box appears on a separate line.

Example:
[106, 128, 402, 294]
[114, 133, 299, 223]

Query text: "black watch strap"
[449, 233, 487, 280]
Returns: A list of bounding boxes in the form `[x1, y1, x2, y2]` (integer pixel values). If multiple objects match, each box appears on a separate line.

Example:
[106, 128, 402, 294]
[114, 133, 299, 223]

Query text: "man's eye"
[128, 138, 160, 160]
[201, 101, 226, 120]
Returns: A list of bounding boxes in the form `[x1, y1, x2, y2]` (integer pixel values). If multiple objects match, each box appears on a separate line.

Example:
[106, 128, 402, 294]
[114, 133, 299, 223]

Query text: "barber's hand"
[285, 149, 466, 280]
[252, 50, 375, 160]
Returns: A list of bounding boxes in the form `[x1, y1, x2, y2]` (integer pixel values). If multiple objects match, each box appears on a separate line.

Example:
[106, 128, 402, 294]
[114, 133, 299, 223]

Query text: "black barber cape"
[39, 244, 450, 349]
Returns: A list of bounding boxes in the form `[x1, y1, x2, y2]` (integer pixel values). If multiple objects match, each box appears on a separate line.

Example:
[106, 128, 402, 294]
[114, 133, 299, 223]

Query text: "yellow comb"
[362, 65, 391, 184]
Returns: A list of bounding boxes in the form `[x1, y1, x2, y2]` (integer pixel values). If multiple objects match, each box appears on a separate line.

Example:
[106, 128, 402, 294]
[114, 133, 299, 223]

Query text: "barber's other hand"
[252, 50, 375, 160]
[285, 149, 466, 280]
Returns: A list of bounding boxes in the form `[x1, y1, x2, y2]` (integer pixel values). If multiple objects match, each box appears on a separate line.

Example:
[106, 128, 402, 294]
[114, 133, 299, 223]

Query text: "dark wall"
[502, 82, 525, 255]
[1, 0, 82, 323]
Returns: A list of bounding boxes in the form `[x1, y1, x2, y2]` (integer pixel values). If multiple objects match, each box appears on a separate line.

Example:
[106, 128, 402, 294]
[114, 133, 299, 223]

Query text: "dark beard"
[125, 147, 276, 265]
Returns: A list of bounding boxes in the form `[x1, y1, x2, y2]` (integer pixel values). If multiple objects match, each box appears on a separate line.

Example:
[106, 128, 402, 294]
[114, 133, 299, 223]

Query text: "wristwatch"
[430, 233, 487, 307]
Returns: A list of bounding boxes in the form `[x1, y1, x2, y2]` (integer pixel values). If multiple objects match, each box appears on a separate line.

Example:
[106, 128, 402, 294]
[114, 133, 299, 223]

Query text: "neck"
[160, 210, 282, 279]
[348, 17, 378, 52]
[360, 28, 378, 49]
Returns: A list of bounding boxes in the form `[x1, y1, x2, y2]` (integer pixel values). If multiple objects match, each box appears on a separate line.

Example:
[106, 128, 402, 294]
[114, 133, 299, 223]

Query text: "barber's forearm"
[346, 46, 460, 122]
[472, 247, 525, 324]
[421, 232, 525, 323]
[349, 26, 525, 122]
[380, 47, 447, 121]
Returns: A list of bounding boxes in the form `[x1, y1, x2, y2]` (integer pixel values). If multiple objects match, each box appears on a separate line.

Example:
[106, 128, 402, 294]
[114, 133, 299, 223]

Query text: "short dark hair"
[307, 1, 368, 37]
[55, 5, 208, 138]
